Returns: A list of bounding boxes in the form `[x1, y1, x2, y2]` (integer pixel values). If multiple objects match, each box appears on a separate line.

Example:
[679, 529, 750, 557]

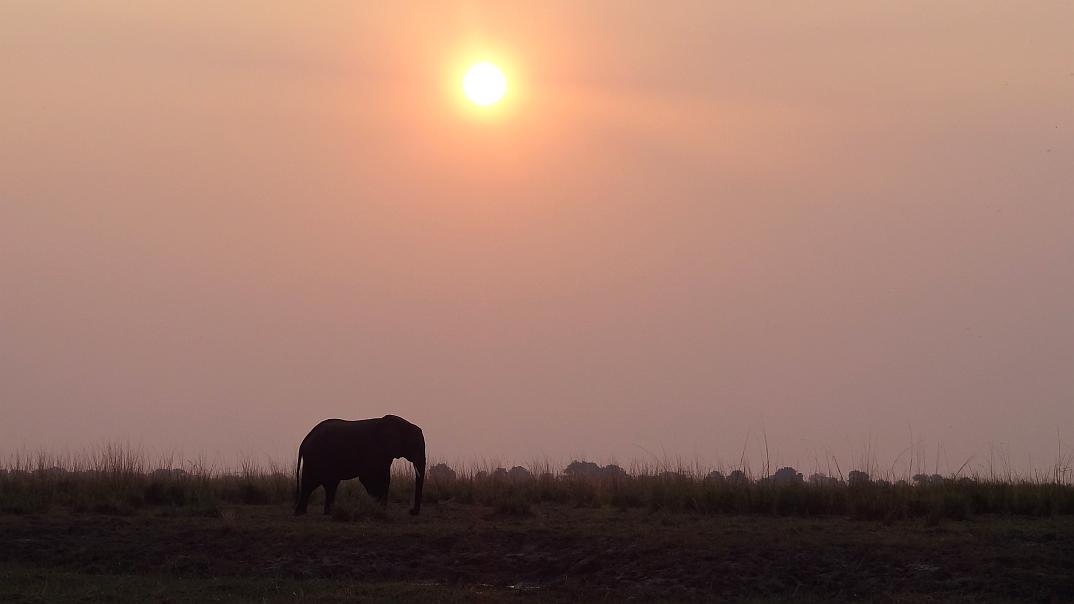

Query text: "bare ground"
[2, 502, 1073, 602]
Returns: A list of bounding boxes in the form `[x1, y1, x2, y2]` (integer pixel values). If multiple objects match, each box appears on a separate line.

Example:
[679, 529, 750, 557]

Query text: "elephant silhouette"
[295, 414, 425, 516]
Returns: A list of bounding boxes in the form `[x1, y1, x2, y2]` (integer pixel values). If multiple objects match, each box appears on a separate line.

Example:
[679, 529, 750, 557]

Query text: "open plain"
[3, 496, 1074, 602]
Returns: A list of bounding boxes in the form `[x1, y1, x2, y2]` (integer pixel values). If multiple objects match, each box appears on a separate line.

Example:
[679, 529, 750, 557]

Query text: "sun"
[463, 62, 507, 106]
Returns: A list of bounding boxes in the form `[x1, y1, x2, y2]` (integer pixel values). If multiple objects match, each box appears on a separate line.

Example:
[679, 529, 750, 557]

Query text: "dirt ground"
[2, 502, 1072, 602]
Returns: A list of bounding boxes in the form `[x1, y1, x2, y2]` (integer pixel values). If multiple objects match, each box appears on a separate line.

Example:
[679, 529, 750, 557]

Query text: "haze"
[2, 2, 1072, 474]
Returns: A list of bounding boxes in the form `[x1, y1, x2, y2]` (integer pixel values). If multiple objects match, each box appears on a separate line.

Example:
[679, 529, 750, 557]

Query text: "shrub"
[332, 495, 387, 522]
[236, 481, 271, 505]
[492, 494, 533, 518]
[143, 481, 188, 506]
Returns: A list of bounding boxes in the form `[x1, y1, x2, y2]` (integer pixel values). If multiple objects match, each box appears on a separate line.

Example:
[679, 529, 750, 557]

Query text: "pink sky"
[2, 2, 1072, 475]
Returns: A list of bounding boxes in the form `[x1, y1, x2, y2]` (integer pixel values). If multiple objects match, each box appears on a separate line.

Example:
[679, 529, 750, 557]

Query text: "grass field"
[2, 449, 1074, 601]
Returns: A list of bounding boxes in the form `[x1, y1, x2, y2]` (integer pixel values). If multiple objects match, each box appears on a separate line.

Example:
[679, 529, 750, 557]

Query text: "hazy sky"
[3, 2, 1072, 475]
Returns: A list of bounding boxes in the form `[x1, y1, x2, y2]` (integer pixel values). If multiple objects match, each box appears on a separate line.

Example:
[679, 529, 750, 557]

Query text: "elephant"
[294, 414, 425, 516]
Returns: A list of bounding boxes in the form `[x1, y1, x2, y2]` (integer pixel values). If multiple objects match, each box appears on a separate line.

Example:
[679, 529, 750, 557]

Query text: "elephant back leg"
[359, 464, 391, 507]
[295, 468, 320, 515]
[323, 479, 341, 515]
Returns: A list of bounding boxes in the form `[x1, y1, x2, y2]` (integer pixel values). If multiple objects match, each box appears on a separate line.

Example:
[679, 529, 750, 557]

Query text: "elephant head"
[381, 414, 426, 515]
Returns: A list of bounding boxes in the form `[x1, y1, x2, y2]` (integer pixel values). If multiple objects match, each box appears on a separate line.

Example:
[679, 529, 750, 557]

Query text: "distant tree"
[563, 460, 602, 480]
[727, 469, 748, 484]
[808, 473, 839, 486]
[491, 468, 509, 481]
[704, 470, 726, 484]
[770, 467, 804, 484]
[427, 463, 456, 482]
[150, 468, 188, 480]
[848, 470, 871, 487]
[508, 466, 532, 482]
[601, 464, 629, 480]
[912, 473, 945, 486]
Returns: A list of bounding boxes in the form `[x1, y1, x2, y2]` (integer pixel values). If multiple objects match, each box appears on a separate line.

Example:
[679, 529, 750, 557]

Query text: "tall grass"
[0, 446, 292, 516]
[2, 445, 1072, 521]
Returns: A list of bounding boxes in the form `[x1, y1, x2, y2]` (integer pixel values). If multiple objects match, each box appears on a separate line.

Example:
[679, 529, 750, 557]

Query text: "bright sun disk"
[463, 62, 507, 106]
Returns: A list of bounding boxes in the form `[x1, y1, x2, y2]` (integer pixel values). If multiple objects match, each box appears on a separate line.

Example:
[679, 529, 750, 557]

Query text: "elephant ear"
[378, 415, 409, 457]
[380, 415, 423, 459]
[382, 414, 421, 437]
[382, 414, 411, 427]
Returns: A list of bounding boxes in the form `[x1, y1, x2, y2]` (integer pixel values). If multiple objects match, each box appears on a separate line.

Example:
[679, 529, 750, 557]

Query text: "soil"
[2, 502, 1072, 602]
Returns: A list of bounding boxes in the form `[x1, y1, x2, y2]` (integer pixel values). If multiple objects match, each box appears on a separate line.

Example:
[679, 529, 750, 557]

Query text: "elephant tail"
[294, 449, 303, 504]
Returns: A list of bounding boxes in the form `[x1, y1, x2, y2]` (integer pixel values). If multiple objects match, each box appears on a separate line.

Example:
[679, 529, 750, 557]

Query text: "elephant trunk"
[410, 456, 425, 515]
